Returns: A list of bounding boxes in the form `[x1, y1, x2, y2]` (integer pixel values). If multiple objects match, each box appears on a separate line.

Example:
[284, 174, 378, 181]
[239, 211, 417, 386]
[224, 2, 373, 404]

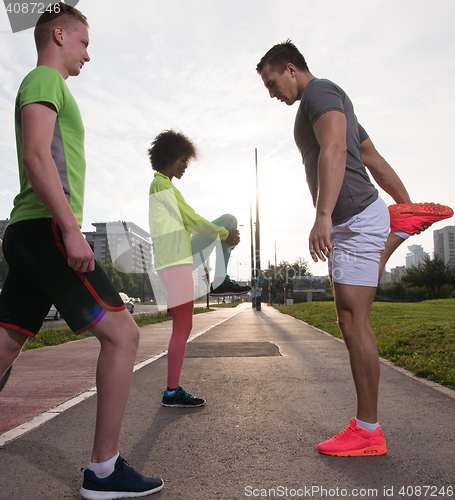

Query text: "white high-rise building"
[83, 221, 153, 273]
[405, 244, 429, 269]
[433, 225, 455, 268]
[391, 265, 407, 283]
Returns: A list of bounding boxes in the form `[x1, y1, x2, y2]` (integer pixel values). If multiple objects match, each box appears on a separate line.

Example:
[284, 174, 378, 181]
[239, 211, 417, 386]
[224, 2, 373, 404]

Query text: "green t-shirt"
[9, 66, 86, 226]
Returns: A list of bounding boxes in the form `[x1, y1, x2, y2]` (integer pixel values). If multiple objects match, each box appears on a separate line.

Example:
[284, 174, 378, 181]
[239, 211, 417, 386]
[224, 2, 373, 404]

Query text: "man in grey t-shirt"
[256, 40, 418, 457]
[294, 77, 378, 226]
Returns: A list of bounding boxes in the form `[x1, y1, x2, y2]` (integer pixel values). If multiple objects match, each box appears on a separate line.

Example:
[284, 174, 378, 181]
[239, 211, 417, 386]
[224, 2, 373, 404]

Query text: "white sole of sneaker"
[161, 401, 206, 408]
[80, 481, 164, 499]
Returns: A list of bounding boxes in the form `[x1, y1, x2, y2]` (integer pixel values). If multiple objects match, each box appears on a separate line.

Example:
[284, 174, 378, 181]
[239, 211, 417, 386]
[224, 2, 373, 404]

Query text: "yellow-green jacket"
[149, 173, 228, 270]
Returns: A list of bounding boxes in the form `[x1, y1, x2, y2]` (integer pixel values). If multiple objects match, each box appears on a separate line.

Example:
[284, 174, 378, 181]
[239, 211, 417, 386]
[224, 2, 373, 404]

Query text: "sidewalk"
[0, 304, 245, 441]
[1, 303, 454, 500]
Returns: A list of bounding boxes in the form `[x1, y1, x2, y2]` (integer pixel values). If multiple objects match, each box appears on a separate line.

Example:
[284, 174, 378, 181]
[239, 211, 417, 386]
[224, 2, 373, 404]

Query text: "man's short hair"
[34, 2, 89, 51]
[256, 39, 309, 74]
[148, 130, 198, 172]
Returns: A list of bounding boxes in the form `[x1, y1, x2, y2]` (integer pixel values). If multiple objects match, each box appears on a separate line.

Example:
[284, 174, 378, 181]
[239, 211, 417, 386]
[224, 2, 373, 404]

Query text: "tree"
[97, 261, 155, 302]
[131, 272, 153, 302]
[99, 262, 123, 292]
[401, 256, 455, 299]
[260, 258, 311, 303]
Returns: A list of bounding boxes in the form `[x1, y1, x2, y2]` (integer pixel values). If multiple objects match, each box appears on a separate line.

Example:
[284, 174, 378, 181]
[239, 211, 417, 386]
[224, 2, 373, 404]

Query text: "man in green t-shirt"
[0, 4, 163, 498]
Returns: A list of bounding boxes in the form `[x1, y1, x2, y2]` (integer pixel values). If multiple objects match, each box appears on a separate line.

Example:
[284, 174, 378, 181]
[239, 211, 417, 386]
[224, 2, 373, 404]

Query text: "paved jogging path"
[0, 303, 454, 500]
[0, 305, 244, 438]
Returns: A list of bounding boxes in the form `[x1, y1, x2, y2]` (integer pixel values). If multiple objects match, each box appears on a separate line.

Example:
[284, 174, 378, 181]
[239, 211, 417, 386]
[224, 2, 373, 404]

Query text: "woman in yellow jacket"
[148, 130, 250, 407]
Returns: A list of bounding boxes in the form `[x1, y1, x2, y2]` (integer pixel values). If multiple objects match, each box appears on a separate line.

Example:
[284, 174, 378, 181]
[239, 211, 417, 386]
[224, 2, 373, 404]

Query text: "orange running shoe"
[317, 418, 387, 457]
[389, 202, 453, 235]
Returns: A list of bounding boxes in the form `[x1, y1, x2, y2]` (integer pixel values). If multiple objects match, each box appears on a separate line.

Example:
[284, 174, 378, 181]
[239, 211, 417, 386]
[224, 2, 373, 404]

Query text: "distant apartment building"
[379, 270, 391, 285]
[0, 219, 9, 258]
[0, 219, 8, 236]
[84, 221, 153, 273]
[391, 265, 407, 283]
[405, 244, 429, 269]
[433, 225, 455, 268]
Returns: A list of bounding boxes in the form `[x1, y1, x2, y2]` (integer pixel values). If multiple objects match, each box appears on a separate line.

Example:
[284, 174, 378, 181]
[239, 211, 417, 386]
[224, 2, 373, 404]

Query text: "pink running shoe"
[389, 202, 453, 235]
[317, 418, 387, 457]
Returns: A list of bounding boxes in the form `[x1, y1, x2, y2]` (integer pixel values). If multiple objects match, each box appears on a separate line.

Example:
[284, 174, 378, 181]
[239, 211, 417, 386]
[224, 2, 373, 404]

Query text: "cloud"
[1, 0, 454, 278]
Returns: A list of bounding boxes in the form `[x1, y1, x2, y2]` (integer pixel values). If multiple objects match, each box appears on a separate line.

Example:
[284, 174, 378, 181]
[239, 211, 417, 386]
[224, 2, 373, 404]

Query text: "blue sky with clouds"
[1, 0, 454, 280]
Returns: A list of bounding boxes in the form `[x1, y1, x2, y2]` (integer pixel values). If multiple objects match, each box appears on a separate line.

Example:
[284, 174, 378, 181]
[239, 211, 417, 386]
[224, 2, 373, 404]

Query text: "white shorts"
[328, 197, 390, 287]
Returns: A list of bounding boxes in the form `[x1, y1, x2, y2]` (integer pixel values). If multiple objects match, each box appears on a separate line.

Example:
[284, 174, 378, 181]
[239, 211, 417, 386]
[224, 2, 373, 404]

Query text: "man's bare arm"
[309, 110, 347, 262]
[21, 102, 94, 272]
[360, 137, 411, 204]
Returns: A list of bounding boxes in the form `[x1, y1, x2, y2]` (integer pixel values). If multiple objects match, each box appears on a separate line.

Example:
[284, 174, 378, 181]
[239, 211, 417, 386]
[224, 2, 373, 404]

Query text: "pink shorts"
[157, 264, 195, 308]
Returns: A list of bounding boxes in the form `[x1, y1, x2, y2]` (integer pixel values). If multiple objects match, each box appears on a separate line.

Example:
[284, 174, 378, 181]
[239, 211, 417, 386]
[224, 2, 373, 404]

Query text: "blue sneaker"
[80, 455, 163, 499]
[162, 386, 206, 407]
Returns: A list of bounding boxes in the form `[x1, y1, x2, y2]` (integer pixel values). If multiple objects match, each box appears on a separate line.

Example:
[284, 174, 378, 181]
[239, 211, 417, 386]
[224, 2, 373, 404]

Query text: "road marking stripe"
[0, 305, 247, 447]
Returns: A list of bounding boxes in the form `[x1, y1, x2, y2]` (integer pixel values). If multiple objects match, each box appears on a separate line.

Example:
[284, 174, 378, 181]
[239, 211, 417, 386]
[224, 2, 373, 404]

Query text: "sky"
[1, 0, 454, 283]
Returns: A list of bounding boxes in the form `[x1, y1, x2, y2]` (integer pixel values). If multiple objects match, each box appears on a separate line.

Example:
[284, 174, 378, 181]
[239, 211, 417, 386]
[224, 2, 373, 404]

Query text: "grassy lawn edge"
[273, 299, 455, 391]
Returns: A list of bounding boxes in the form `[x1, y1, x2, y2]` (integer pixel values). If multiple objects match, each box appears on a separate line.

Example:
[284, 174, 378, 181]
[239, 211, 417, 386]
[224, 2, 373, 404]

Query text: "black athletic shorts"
[0, 218, 125, 338]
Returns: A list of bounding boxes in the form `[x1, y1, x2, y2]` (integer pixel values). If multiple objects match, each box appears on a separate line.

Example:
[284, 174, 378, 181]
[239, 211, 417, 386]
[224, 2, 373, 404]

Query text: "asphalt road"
[42, 303, 161, 328]
[1, 304, 454, 500]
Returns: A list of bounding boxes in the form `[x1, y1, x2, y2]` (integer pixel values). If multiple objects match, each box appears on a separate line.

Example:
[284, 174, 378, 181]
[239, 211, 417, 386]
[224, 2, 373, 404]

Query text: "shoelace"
[225, 275, 242, 286]
[119, 457, 141, 478]
[176, 388, 194, 401]
[334, 425, 357, 442]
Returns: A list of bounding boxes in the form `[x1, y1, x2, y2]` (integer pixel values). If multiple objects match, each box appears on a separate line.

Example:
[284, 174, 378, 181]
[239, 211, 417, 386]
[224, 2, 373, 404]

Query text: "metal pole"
[255, 148, 261, 310]
[139, 242, 146, 303]
[204, 261, 210, 309]
[250, 202, 255, 308]
[274, 241, 277, 279]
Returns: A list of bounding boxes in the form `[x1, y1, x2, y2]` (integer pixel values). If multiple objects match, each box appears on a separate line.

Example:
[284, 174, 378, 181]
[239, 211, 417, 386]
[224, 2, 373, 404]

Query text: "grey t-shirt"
[294, 78, 377, 225]
[359, 123, 369, 144]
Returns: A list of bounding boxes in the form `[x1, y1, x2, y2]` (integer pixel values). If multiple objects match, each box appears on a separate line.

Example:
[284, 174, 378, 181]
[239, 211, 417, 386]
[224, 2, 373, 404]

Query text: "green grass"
[22, 327, 92, 351]
[23, 307, 213, 352]
[275, 299, 455, 391]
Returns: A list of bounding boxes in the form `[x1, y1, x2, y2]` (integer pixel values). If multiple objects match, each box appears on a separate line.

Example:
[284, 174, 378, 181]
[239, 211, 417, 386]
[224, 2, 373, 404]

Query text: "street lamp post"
[255, 148, 261, 311]
[250, 203, 255, 308]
